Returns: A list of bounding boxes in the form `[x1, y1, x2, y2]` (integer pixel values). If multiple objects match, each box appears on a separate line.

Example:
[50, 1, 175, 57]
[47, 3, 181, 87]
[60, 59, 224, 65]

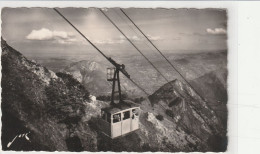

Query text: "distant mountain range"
[33, 48, 227, 98]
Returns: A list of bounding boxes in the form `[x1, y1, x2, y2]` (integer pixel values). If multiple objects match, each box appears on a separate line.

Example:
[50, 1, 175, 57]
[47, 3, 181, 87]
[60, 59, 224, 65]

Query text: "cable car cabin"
[100, 59, 140, 138]
[100, 100, 140, 138]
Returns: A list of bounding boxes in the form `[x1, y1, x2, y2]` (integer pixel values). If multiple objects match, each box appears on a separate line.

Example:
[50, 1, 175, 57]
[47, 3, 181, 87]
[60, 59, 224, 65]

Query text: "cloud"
[147, 34, 163, 41]
[57, 38, 78, 45]
[93, 39, 124, 44]
[128, 34, 163, 42]
[172, 37, 181, 40]
[91, 34, 163, 45]
[131, 35, 142, 41]
[26, 28, 77, 44]
[206, 28, 227, 35]
[91, 36, 125, 45]
[26, 28, 69, 40]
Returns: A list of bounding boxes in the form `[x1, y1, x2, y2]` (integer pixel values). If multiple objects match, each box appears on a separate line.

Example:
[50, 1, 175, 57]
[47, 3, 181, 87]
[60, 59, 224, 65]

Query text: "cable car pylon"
[107, 58, 129, 104]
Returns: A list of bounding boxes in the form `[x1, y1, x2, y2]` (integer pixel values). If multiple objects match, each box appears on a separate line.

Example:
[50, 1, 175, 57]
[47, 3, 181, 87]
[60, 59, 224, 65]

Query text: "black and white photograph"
[1, 7, 228, 152]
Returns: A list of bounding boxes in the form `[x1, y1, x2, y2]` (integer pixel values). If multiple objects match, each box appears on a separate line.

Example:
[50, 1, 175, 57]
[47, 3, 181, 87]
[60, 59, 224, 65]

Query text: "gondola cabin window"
[113, 113, 121, 123]
[123, 111, 130, 120]
[107, 113, 111, 123]
[101, 111, 106, 121]
[132, 109, 139, 119]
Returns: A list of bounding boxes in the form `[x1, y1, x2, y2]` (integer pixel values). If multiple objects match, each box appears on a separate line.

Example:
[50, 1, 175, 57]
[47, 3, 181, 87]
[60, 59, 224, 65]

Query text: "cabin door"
[131, 108, 139, 131]
[111, 113, 121, 138]
[121, 110, 131, 135]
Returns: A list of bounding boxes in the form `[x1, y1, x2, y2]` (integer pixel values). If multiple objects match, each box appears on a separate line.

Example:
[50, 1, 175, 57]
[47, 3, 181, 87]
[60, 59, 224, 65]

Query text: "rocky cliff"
[1, 38, 97, 151]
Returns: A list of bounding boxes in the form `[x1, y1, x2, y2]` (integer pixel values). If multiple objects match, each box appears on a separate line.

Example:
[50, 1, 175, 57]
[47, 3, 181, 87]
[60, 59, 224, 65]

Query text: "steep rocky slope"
[1, 38, 97, 151]
[190, 68, 228, 128]
[148, 79, 227, 151]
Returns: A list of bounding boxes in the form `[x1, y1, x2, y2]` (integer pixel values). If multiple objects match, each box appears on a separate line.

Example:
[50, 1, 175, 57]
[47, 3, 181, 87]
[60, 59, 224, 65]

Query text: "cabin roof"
[102, 100, 139, 114]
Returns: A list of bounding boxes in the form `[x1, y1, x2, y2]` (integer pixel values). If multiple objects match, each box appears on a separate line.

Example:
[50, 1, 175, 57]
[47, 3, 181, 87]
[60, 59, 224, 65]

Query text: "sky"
[1, 8, 227, 57]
